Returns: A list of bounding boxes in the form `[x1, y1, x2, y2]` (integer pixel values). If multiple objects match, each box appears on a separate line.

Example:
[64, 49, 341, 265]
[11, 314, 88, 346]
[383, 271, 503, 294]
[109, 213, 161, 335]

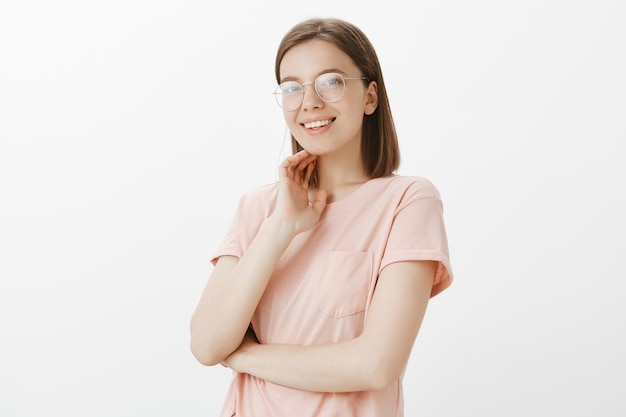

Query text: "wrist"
[228, 338, 258, 374]
[263, 214, 299, 242]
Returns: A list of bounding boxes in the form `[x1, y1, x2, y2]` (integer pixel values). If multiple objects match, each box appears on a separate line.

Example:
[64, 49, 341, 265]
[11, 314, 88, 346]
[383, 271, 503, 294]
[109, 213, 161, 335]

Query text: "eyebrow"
[279, 68, 347, 83]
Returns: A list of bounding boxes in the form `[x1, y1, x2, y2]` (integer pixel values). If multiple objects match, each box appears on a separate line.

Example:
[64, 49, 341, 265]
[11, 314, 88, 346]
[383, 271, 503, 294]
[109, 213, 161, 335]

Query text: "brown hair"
[275, 17, 400, 187]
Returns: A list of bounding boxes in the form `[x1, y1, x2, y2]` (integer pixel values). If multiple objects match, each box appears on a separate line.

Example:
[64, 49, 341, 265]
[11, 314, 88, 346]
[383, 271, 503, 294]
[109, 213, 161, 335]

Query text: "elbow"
[365, 355, 404, 391]
[189, 333, 229, 367]
[190, 341, 225, 367]
[351, 336, 405, 391]
[189, 318, 232, 366]
[190, 318, 247, 366]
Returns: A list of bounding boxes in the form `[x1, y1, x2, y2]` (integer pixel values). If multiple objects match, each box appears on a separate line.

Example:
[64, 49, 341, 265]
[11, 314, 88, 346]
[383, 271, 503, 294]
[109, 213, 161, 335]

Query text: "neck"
[314, 154, 369, 203]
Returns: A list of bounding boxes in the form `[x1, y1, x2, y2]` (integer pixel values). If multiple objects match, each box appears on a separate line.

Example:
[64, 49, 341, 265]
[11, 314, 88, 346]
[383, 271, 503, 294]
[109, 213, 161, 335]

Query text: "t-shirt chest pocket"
[311, 251, 373, 318]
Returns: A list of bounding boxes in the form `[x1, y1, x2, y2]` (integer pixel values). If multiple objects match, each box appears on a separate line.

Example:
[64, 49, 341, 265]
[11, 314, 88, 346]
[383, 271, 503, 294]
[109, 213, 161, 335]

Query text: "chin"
[297, 140, 333, 157]
[295, 142, 319, 156]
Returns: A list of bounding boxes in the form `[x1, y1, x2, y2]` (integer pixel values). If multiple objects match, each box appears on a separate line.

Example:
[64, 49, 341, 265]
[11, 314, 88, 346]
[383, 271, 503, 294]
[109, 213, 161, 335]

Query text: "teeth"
[304, 119, 331, 129]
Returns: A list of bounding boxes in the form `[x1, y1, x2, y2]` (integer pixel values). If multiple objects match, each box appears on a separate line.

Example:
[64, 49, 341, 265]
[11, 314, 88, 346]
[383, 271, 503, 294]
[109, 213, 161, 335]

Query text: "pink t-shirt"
[211, 174, 453, 417]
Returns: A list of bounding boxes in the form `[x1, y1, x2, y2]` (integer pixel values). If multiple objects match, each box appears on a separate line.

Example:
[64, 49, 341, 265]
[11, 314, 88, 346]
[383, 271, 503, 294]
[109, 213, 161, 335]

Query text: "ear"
[364, 81, 378, 115]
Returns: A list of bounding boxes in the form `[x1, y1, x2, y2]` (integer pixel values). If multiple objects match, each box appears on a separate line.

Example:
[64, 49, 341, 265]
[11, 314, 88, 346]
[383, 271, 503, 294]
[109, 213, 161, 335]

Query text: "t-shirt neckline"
[321, 175, 395, 210]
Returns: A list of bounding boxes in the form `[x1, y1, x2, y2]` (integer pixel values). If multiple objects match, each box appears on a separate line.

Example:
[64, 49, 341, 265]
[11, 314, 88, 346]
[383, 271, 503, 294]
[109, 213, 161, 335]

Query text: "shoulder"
[234, 181, 279, 217]
[240, 181, 279, 202]
[372, 175, 442, 200]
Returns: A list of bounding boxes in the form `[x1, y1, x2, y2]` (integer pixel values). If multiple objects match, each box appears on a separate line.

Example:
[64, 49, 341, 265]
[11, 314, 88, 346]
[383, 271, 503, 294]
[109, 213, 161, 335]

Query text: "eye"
[280, 82, 302, 95]
[317, 73, 345, 89]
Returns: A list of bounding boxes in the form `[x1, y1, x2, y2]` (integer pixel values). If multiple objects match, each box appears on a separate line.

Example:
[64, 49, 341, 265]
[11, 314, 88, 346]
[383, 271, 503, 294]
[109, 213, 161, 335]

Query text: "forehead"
[279, 39, 357, 81]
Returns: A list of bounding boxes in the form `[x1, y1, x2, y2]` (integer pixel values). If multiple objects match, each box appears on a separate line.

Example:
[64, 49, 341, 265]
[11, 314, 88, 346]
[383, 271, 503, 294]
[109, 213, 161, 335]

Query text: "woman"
[190, 17, 453, 417]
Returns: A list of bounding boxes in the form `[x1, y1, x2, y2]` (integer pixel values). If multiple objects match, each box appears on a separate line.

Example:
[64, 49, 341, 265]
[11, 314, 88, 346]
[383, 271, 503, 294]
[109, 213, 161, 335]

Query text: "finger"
[296, 156, 317, 186]
[280, 151, 310, 180]
[309, 189, 327, 215]
[295, 151, 316, 168]
[293, 156, 315, 174]
[303, 158, 316, 186]
[284, 154, 314, 183]
[280, 155, 300, 181]
[293, 149, 310, 159]
[278, 160, 291, 181]
[285, 150, 310, 166]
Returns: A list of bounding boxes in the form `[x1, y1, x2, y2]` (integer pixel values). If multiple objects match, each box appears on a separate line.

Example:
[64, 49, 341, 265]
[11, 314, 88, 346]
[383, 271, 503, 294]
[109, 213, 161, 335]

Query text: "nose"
[301, 82, 323, 111]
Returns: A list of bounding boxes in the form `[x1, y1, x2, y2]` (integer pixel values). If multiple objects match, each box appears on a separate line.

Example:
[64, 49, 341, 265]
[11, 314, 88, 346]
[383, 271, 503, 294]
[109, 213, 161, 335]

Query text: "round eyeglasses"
[274, 72, 369, 111]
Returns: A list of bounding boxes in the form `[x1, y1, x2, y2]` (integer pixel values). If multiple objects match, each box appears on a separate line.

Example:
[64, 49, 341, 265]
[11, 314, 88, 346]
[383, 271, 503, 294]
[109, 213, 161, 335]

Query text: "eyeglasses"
[274, 72, 369, 111]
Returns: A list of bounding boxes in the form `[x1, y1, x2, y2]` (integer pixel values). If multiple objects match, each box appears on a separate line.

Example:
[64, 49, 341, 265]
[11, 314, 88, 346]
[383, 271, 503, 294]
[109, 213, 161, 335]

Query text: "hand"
[273, 150, 327, 235]
[221, 326, 259, 372]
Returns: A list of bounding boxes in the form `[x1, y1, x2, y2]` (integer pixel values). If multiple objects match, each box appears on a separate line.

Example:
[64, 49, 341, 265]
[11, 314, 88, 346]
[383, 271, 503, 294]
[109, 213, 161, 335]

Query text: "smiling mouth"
[303, 118, 335, 129]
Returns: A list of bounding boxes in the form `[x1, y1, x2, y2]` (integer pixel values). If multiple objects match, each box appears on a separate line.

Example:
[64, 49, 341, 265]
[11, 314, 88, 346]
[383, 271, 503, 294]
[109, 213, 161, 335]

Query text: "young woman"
[190, 17, 453, 417]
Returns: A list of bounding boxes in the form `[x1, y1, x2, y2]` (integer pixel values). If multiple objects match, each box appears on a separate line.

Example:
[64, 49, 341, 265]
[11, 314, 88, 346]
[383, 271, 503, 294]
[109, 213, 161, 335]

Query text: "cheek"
[284, 116, 303, 141]
[283, 111, 297, 126]
[343, 106, 366, 129]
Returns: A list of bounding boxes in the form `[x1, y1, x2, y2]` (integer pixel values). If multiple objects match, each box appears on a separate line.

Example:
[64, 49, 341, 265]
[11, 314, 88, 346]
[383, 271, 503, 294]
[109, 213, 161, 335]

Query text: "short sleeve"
[210, 183, 278, 265]
[380, 181, 453, 297]
[210, 198, 244, 265]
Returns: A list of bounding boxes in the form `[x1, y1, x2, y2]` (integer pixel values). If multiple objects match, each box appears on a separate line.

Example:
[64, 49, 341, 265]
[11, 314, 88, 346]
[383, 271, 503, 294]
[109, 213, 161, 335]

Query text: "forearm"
[226, 261, 436, 392]
[228, 336, 397, 392]
[190, 216, 296, 365]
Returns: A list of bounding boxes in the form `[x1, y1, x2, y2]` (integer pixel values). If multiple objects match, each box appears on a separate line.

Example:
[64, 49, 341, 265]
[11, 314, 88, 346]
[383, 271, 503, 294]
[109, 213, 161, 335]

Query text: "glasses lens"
[315, 73, 346, 102]
[275, 82, 303, 110]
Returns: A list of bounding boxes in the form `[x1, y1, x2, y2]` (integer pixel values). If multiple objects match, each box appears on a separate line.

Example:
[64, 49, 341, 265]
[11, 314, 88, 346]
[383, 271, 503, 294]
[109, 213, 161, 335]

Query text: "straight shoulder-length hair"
[275, 17, 400, 187]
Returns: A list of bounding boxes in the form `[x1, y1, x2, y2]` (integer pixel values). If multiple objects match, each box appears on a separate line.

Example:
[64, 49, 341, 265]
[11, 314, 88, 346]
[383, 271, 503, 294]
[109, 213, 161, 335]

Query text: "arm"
[223, 260, 436, 392]
[190, 151, 327, 366]
[189, 218, 294, 366]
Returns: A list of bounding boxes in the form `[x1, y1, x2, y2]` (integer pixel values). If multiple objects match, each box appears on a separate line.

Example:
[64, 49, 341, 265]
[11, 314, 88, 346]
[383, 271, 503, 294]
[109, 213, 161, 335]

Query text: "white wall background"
[1, 0, 624, 416]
